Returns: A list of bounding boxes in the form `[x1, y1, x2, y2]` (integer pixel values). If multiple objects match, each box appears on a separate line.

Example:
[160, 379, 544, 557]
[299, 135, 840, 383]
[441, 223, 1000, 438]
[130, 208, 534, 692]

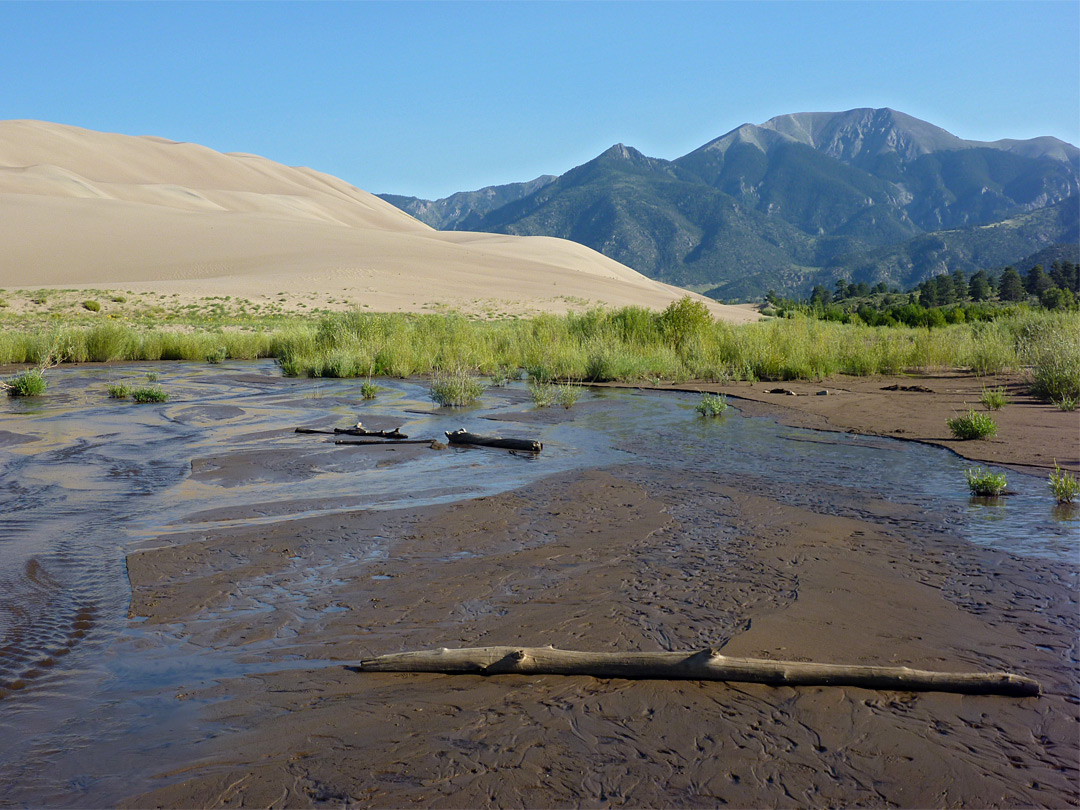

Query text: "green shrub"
[1055, 396, 1078, 412]
[947, 410, 997, 440]
[6, 370, 47, 397]
[82, 300, 101, 312]
[1049, 461, 1079, 504]
[360, 381, 379, 400]
[428, 368, 484, 407]
[146, 372, 159, 382]
[132, 387, 168, 403]
[979, 386, 1008, 410]
[206, 345, 228, 364]
[110, 295, 127, 303]
[965, 467, 1007, 496]
[107, 383, 131, 399]
[696, 392, 729, 417]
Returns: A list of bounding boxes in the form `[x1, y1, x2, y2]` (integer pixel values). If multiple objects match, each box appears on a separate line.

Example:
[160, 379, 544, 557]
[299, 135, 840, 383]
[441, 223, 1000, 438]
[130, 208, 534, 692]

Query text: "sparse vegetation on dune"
[1, 299, 1077, 390]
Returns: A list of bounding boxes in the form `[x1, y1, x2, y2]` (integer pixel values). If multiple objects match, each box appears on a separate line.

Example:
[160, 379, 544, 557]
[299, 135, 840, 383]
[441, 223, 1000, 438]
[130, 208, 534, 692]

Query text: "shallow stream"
[0, 361, 1075, 806]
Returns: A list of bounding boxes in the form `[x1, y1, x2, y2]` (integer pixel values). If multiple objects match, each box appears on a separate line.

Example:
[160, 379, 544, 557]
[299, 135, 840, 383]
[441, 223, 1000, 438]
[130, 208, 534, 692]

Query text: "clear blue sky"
[2, 1, 1077, 200]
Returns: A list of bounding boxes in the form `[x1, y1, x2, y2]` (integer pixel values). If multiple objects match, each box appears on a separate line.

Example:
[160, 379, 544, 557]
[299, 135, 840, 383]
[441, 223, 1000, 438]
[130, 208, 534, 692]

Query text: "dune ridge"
[0, 120, 757, 321]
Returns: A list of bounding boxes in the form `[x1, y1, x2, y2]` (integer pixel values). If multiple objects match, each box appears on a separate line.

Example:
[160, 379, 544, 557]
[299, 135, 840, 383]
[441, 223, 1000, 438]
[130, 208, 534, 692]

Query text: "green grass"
[1, 300, 1076, 393]
[107, 382, 131, 399]
[696, 392, 729, 417]
[132, 387, 168, 403]
[554, 381, 581, 409]
[529, 380, 554, 408]
[1049, 462, 1079, 504]
[1055, 396, 1078, 412]
[5, 369, 47, 397]
[965, 467, 1008, 496]
[947, 410, 998, 440]
[979, 386, 1008, 410]
[360, 381, 379, 400]
[82, 300, 101, 312]
[428, 368, 485, 407]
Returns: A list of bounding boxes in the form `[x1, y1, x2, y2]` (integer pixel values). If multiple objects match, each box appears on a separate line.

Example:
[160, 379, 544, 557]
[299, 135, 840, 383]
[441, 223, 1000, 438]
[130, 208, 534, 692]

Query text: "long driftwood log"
[296, 426, 408, 438]
[334, 439, 435, 446]
[355, 646, 1040, 697]
[445, 429, 542, 452]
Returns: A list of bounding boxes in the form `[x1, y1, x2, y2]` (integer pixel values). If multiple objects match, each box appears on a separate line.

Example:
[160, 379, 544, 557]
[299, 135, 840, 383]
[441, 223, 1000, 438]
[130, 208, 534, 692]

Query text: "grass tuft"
[360, 381, 379, 400]
[132, 387, 168, 403]
[555, 381, 581, 409]
[529, 379, 554, 408]
[1055, 396, 1078, 412]
[6, 370, 47, 397]
[82, 300, 101, 312]
[107, 383, 131, 399]
[947, 409, 997, 440]
[696, 392, 729, 417]
[979, 386, 1008, 410]
[428, 368, 484, 407]
[965, 467, 1007, 496]
[1049, 461, 1079, 504]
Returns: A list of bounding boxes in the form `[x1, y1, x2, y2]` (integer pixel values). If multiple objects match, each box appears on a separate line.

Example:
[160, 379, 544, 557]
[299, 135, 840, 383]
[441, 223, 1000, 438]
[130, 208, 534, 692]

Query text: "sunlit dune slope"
[0, 120, 757, 321]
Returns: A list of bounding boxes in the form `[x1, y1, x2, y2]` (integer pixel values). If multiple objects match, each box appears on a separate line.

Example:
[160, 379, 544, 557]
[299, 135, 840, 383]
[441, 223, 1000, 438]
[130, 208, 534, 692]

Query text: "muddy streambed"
[0, 361, 1076, 808]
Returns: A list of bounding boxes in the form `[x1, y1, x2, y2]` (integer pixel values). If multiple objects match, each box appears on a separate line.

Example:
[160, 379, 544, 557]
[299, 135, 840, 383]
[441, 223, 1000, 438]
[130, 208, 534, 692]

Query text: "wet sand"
[635, 371, 1079, 473]
[120, 380, 1078, 807]
[0, 365, 1075, 808]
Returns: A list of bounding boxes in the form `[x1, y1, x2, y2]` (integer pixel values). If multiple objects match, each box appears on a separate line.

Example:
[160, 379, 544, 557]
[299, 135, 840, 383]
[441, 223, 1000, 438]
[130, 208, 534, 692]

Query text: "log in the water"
[334, 427, 408, 439]
[354, 646, 1040, 697]
[296, 426, 408, 438]
[334, 439, 434, 446]
[445, 429, 542, 452]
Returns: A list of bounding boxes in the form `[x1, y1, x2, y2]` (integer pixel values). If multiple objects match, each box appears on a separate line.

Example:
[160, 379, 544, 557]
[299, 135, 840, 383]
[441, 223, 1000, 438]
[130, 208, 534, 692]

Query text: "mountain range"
[379, 108, 1079, 300]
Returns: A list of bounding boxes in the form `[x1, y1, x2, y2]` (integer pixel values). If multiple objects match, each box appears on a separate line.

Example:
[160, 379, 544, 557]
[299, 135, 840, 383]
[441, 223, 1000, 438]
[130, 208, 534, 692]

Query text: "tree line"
[767, 260, 1079, 327]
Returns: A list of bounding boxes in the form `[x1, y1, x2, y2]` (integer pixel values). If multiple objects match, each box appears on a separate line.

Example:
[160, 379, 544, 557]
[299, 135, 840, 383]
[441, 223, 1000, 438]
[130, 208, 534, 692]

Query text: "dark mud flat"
[0, 363, 1076, 808]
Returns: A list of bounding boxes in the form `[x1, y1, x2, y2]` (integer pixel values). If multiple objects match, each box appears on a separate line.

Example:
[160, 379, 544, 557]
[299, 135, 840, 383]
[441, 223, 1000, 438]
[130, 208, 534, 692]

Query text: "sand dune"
[0, 120, 757, 321]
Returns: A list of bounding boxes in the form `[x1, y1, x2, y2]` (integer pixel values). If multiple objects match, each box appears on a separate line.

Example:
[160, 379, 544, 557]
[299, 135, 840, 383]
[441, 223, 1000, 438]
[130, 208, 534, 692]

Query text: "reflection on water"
[0, 361, 1075, 806]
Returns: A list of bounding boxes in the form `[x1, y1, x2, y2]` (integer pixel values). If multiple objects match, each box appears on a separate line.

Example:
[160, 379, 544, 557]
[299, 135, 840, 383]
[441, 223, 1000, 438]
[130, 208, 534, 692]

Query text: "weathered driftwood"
[445, 429, 542, 452]
[334, 439, 433, 446]
[296, 426, 408, 438]
[355, 646, 1040, 697]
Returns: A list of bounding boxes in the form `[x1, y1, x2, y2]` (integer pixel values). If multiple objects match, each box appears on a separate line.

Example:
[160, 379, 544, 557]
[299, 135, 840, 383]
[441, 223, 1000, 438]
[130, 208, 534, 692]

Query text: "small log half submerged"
[445, 429, 542, 452]
[355, 646, 1040, 697]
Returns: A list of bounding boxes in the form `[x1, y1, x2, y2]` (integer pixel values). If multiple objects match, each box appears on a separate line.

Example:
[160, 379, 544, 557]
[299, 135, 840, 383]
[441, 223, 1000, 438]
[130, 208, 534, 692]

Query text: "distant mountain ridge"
[378, 108, 1079, 299]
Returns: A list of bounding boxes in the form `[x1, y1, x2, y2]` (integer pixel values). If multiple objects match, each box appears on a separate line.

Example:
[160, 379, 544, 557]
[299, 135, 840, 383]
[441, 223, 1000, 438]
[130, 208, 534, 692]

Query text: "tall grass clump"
[429, 368, 485, 407]
[5, 369, 47, 397]
[1015, 311, 1080, 402]
[360, 381, 379, 400]
[979, 386, 1008, 410]
[965, 467, 1007, 497]
[529, 379, 554, 408]
[947, 410, 997, 440]
[1049, 462, 1079, 504]
[107, 382, 131, 399]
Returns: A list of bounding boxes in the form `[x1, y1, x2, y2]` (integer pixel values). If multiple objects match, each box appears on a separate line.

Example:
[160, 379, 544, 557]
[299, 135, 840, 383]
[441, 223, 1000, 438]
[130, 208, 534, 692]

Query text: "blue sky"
[2, 1, 1077, 199]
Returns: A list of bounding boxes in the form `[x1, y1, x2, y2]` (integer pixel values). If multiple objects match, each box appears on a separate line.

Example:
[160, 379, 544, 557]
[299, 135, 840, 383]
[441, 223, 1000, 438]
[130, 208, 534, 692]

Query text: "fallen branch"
[445, 429, 542, 452]
[334, 439, 435, 446]
[296, 425, 408, 438]
[354, 646, 1040, 697]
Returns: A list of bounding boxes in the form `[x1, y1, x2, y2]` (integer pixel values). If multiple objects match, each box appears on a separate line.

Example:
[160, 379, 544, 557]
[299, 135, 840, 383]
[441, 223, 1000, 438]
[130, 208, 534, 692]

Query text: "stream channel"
[0, 361, 1075, 806]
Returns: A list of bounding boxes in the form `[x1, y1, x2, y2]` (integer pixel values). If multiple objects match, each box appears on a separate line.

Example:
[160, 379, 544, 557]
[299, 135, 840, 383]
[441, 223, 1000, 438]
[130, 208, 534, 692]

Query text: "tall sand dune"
[0, 121, 757, 321]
